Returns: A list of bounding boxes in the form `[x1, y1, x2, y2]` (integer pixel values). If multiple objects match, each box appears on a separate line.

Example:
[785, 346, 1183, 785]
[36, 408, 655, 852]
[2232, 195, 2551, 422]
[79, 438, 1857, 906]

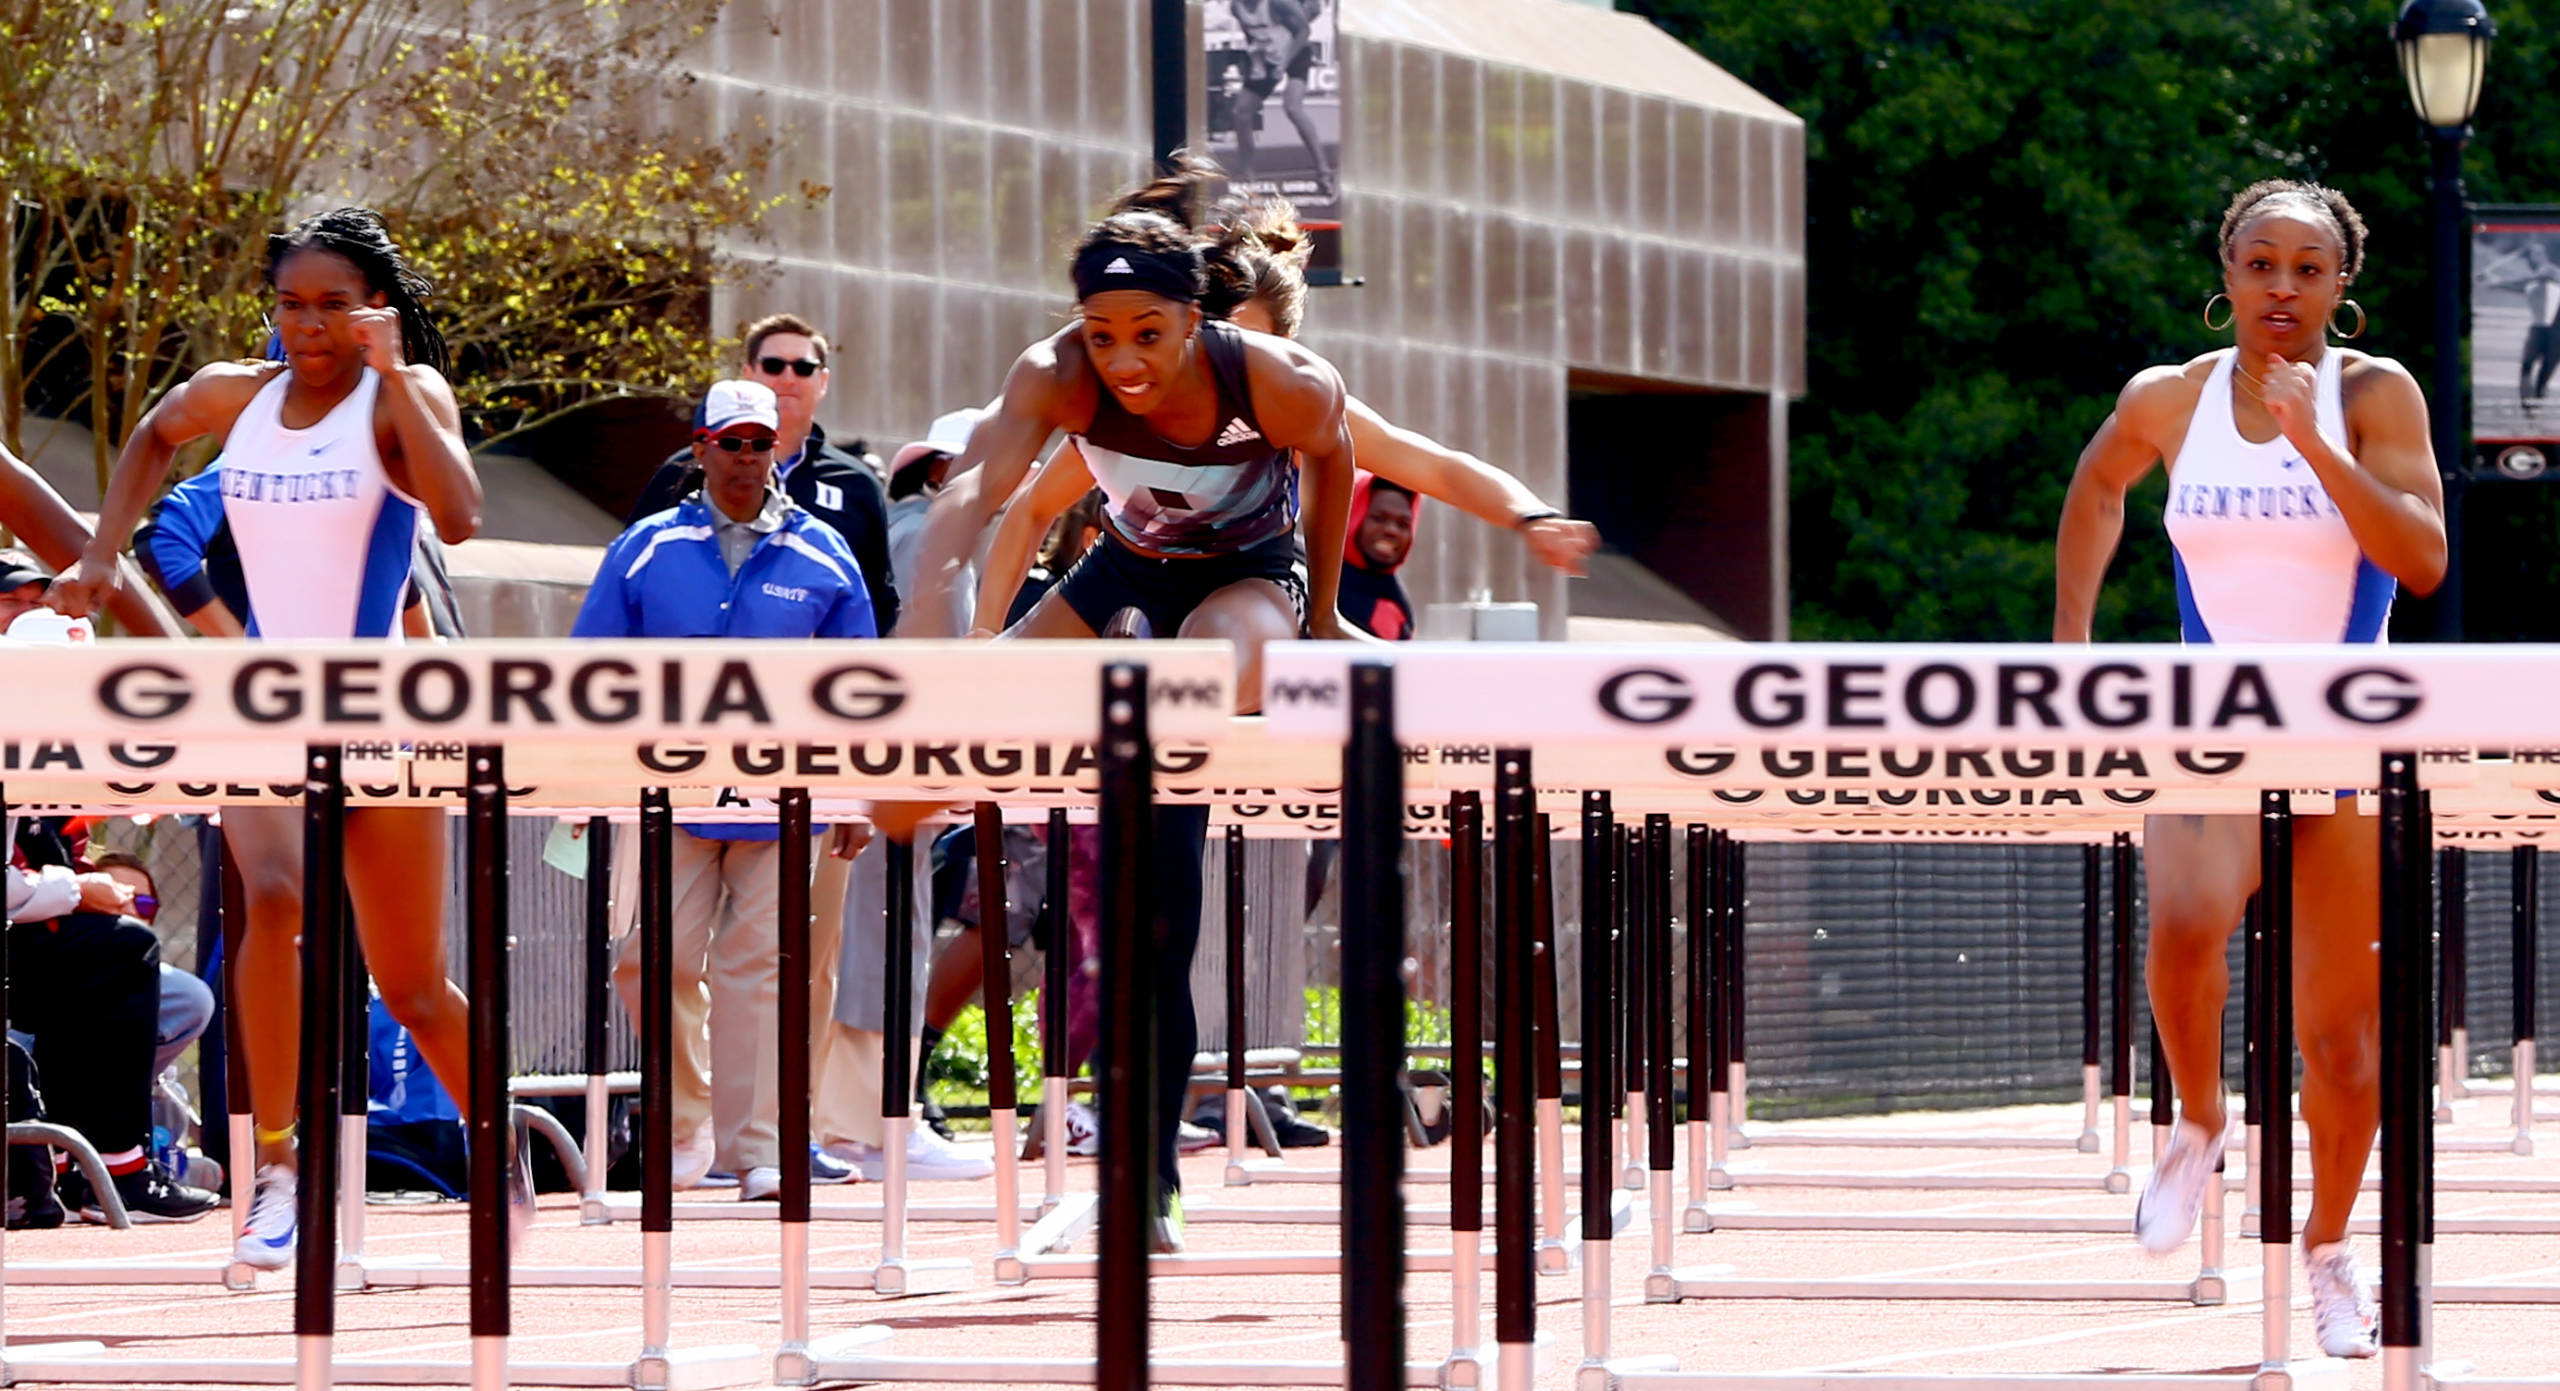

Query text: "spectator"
[575, 379, 875, 1202]
[0, 551, 51, 633]
[884, 408, 987, 638]
[1339, 472, 1420, 640]
[625, 313, 900, 635]
[5, 816, 218, 1224]
[88, 851, 217, 1082]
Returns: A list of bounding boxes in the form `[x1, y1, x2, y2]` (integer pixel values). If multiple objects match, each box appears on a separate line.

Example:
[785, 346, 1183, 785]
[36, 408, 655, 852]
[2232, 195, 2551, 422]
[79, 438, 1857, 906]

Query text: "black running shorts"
[1056, 530, 1308, 638]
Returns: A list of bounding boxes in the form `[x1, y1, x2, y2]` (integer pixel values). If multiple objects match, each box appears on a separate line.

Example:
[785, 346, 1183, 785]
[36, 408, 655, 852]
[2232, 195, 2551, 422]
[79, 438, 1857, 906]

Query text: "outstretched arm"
[1344, 395, 1598, 575]
[2053, 370, 2177, 643]
[971, 442, 1099, 637]
[902, 345, 1075, 636]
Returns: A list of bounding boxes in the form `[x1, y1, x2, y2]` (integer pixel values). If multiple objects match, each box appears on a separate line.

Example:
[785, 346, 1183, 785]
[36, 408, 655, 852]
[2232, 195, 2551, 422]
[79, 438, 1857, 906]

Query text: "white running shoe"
[838, 1127, 997, 1182]
[1065, 1100, 1101, 1158]
[2132, 1117, 2221, 1255]
[738, 1165, 782, 1202]
[671, 1119, 715, 1190]
[232, 1164, 298, 1270]
[2305, 1242, 2379, 1359]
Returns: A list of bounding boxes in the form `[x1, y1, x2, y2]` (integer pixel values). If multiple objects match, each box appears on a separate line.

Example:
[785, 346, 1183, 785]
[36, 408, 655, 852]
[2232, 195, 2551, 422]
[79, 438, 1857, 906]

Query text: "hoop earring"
[2203, 293, 2234, 333]
[2330, 299, 2366, 341]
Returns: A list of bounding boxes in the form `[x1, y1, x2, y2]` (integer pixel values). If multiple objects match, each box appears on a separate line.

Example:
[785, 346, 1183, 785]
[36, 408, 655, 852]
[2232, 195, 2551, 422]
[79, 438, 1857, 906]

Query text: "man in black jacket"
[626, 313, 900, 633]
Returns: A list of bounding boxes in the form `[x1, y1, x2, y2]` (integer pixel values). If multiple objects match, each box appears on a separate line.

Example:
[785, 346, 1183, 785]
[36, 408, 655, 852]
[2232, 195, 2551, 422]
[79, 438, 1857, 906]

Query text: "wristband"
[1512, 508, 1562, 531]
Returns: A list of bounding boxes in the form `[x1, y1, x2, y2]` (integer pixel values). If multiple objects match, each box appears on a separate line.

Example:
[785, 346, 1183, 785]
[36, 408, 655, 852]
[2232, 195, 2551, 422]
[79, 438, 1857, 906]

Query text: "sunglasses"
[757, 356, 824, 378]
[704, 435, 777, 453]
[132, 893, 159, 920]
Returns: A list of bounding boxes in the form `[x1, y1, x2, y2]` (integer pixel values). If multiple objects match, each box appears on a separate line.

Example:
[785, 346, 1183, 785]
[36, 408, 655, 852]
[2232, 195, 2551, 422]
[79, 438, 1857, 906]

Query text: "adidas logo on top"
[1215, 418, 1264, 447]
[1104, 256, 1134, 274]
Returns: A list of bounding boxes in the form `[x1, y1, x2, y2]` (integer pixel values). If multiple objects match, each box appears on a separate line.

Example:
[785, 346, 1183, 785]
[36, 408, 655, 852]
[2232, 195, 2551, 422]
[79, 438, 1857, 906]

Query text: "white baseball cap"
[890, 407, 989, 479]
[698, 379, 780, 435]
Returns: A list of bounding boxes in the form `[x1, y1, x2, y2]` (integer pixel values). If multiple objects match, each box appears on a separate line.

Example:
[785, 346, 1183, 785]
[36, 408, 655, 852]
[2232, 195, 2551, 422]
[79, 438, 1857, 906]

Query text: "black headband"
[1073, 240, 1202, 303]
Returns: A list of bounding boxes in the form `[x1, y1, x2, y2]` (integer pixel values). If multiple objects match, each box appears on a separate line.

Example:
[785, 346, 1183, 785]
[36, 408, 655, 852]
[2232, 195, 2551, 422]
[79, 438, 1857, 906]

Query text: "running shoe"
[76, 1157, 217, 1225]
[810, 1144, 858, 1185]
[232, 1164, 298, 1269]
[2305, 1242, 2379, 1359]
[739, 1165, 782, 1202]
[2132, 1117, 2222, 1255]
[1150, 1190, 1185, 1255]
[1176, 1120, 1219, 1154]
[6, 1148, 62, 1231]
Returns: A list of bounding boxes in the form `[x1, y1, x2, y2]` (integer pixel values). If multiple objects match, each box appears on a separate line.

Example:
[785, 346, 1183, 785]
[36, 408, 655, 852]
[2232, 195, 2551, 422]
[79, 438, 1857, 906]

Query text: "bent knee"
[374, 975, 460, 1028]
[2298, 1015, 2380, 1091]
[239, 876, 305, 929]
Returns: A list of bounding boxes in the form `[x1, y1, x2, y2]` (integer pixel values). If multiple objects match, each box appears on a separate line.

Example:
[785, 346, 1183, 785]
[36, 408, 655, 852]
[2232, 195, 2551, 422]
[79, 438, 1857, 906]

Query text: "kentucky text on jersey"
[2165, 479, 2339, 521]
[220, 467, 366, 504]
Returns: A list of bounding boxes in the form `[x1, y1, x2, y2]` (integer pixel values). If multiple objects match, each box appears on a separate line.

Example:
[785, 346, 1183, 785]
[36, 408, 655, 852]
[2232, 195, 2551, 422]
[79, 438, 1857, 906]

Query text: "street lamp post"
[2396, 0, 2495, 641]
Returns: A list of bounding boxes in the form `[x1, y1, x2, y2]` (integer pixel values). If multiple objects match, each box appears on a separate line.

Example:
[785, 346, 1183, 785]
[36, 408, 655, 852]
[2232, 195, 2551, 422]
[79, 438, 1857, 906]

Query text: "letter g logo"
[2325, 667, 2421, 726]
[1598, 668, 1694, 726]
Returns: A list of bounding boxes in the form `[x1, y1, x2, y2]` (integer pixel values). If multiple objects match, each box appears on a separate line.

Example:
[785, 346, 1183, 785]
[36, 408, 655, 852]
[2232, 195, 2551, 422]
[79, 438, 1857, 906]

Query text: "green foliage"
[1625, 0, 2560, 640]
[931, 994, 1046, 1094]
[0, 0, 809, 484]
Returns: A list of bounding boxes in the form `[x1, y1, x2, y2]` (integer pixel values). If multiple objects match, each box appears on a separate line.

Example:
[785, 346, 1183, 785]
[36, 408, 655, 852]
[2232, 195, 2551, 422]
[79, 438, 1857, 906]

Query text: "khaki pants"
[610, 830, 839, 1172]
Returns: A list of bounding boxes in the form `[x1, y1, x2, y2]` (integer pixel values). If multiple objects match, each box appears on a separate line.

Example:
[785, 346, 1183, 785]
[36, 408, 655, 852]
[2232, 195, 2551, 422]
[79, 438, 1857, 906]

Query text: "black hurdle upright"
[222, 840, 252, 1252]
[2108, 829, 2136, 1193]
[1682, 825, 1714, 1229]
[1340, 664, 1406, 1391]
[2377, 754, 2434, 1391]
[2510, 844, 2538, 1152]
[1533, 812, 1574, 1271]
[1575, 790, 1618, 1379]
[1488, 752, 1536, 1391]
[2149, 1019, 2175, 1158]
[1222, 824, 1252, 1182]
[1706, 827, 1733, 1187]
[465, 747, 513, 1389]
[294, 745, 347, 1391]
[2438, 847, 2470, 1112]
[2080, 843, 2104, 1151]
[636, 788, 678, 1385]
[581, 816, 613, 1217]
[1040, 807, 1072, 1201]
[1445, 789, 1487, 1377]
[1095, 662, 1157, 1391]
[775, 787, 815, 1376]
[1642, 815, 1676, 1290]
[2241, 893, 2264, 1237]
[1618, 823, 1644, 1186]
[2256, 792, 2295, 1370]
[1722, 834, 1749, 1146]
[879, 834, 921, 1286]
[973, 803, 1026, 1262]
[337, 884, 370, 1284]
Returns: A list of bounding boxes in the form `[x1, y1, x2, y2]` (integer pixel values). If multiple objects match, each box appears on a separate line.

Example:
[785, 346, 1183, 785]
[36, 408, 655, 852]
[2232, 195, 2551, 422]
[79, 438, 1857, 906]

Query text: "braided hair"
[2218, 180, 2368, 283]
[266, 207, 450, 374]
[1202, 193, 1314, 336]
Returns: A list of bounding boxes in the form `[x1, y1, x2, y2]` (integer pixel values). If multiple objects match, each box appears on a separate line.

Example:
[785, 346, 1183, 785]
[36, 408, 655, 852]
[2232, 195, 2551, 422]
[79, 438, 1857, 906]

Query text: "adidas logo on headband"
[1104, 257, 1133, 274]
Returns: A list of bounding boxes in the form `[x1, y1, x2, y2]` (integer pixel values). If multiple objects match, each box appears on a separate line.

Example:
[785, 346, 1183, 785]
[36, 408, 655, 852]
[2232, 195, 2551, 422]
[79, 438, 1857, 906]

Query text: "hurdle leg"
[219, 841, 259, 1276]
[464, 748, 514, 1391]
[1706, 828, 1732, 1193]
[581, 816, 614, 1224]
[1222, 824, 1252, 1186]
[975, 805, 1027, 1281]
[2439, 847, 2469, 1113]
[1724, 838, 1750, 1150]
[2080, 843, 2104, 1153]
[336, 897, 368, 1291]
[2109, 830, 2135, 1195]
[291, 747, 347, 1391]
[1641, 817, 1676, 1300]
[1443, 792, 1486, 1386]
[1617, 825, 1644, 1189]
[2380, 757, 2432, 1391]
[1340, 666, 1408, 1391]
[1532, 813, 1576, 1268]
[1042, 808, 1071, 1210]
[2257, 792, 2298, 1386]
[2512, 845, 2538, 1155]
[1681, 825, 1713, 1234]
[775, 791, 815, 1385]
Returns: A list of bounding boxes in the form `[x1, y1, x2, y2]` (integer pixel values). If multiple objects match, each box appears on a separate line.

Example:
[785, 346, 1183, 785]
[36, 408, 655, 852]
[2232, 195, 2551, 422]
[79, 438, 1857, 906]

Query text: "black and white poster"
[1205, 0, 1343, 273]
[2472, 214, 2560, 445]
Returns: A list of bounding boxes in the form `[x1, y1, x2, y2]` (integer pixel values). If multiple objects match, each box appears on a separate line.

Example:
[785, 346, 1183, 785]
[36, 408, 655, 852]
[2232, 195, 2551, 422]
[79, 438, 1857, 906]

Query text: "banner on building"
[2473, 211, 2560, 451]
[1205, 0, 1343, 276]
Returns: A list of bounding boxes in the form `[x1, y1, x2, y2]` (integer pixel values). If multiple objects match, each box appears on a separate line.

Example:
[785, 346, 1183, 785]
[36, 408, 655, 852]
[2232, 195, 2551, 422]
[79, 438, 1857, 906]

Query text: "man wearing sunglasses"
[626, 313, 899, 634]
[577, 377, 878, 1201]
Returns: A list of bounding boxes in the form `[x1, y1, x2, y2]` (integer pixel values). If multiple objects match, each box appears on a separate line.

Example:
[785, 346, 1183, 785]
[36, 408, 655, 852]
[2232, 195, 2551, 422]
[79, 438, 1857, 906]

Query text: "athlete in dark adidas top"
[903, 156, 1359, 690]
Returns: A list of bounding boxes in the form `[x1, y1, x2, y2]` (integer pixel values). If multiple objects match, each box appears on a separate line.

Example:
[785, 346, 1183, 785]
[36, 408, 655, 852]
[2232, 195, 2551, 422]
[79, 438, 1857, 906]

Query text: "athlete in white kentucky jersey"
[2053, 181, 2445, 1358]
[52, 207, 511, 1271]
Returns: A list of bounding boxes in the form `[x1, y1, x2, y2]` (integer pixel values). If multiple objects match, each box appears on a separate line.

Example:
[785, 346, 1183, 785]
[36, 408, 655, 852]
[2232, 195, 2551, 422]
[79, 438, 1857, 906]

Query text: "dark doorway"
[1566, 373, 1782, 639]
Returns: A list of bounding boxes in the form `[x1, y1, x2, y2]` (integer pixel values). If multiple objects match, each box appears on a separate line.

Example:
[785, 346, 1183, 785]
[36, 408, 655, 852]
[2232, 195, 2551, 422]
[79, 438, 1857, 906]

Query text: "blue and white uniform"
[2163, 349, 2393, 644]
[218, 367, 417, 640]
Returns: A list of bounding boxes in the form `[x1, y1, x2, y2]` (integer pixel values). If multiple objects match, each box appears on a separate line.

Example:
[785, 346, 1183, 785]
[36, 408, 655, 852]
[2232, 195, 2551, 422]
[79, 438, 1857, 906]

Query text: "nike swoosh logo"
[309, 440, 342, 456]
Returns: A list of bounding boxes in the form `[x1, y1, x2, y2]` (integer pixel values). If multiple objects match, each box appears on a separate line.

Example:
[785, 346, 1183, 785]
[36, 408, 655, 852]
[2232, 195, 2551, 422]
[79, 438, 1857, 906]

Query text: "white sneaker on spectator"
[1065, 1100, 1101, 1158]
[2305, 1242, 2379, 1358]
[672, 1119, 715, 1191]
[739, 1166, 781, 1202]
[835, 1128, 996, 1182]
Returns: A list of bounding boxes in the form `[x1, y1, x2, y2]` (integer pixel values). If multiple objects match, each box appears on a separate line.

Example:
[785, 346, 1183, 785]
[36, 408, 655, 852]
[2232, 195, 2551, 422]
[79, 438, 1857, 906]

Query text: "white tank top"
[218, 367, 418, 640]
[2161, 349, 2393, 645]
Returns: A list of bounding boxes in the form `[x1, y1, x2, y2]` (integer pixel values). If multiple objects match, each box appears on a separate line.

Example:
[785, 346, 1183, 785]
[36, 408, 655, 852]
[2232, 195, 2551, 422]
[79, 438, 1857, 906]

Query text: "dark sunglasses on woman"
[758, 356, 823, 378]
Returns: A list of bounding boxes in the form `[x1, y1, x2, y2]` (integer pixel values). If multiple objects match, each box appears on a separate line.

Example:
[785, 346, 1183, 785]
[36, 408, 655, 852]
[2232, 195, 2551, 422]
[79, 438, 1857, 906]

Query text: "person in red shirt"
[1338, 471, 1417, 639]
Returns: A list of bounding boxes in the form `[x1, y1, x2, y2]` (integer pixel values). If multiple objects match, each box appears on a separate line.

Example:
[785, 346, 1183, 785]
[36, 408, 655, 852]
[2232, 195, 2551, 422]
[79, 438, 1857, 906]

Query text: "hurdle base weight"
[2250, 1361, 2352, 1391]
[777, 1326, 890, 1387]
[1579, 1354, 1681, 1390]
[1439, 1349, 1487, 1389]
[866, 1255, 972, 1298]
[1682, 1200, 1712, 1234]
[628, 1342, 768, 1391]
